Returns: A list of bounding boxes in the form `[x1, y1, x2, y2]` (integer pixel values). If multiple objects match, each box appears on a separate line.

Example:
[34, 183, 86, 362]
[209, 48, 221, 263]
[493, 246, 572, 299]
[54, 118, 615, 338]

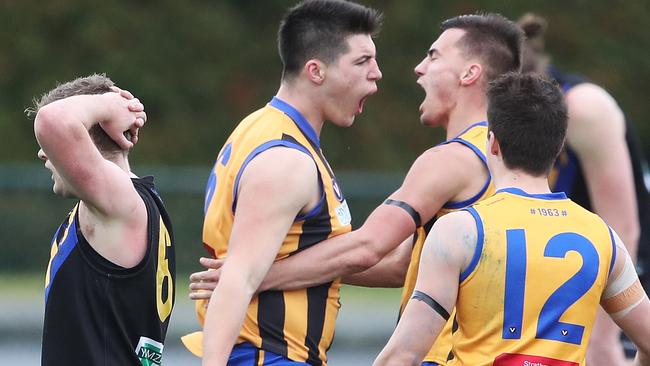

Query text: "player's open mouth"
[358, 97, 367, 114]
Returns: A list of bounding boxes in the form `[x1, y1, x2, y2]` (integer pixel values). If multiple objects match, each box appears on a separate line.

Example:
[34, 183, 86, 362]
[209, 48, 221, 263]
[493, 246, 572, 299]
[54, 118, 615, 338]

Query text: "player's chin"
[52, 186, 65, 197]
[53, 185, 73, 198]
[337, 115, 356, 128]
[419, 112, 438, 127]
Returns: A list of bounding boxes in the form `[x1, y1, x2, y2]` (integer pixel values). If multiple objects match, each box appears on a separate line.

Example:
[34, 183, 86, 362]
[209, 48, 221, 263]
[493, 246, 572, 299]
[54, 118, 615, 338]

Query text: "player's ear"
[305, 59, 325, 85]
[488, 131, 500, 157]
[460, 63, 482, 86]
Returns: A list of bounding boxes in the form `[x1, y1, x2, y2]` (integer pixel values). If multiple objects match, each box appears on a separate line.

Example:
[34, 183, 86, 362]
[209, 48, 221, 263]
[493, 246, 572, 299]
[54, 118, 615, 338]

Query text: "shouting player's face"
[414, 28, 470, 127]
[319, 34, 382, 127]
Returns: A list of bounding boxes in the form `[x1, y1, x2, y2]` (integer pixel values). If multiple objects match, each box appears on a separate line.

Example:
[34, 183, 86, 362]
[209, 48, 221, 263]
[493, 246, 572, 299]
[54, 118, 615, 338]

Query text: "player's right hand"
[100, 87, 147, 150]
[188, 257, 224, 300]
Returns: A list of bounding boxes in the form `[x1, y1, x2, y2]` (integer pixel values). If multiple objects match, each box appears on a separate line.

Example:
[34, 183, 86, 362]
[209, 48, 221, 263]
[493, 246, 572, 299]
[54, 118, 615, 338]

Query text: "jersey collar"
[497, 187, 567, 200]
[269, 97, 320, 148]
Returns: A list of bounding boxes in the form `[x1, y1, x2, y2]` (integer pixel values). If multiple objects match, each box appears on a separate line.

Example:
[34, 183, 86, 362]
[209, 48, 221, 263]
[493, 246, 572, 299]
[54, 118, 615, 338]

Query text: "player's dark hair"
[487, 72, 567, 176]
[29, 74, 128, 158]
[442, 13, 524, 82]
[278, 0, 382, 79]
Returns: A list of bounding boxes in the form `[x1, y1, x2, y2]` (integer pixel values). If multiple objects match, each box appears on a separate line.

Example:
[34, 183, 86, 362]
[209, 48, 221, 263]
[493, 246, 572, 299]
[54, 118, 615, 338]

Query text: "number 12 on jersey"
[502, 229, 599, 345]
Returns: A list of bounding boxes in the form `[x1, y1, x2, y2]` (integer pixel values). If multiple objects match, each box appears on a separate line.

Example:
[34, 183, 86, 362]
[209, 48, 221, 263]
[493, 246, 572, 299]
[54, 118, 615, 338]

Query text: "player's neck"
[492, 168, 551, 195]
[275, 83, 325, 137]
[446, 110, 487, 140]
[110, 154, 133, 177]
[445, 96, 487, 139]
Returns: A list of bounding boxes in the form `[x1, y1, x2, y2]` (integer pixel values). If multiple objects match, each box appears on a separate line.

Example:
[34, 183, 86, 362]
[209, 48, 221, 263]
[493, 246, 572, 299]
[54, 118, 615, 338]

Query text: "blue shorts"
[228, 343, 311, 366]
[422, 363, 440, 366]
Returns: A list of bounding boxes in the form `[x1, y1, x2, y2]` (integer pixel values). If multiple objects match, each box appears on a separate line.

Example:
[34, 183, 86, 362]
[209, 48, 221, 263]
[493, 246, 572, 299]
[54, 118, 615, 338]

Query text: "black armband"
[411, 290, 450, 321]
[384, 199, 422, 227]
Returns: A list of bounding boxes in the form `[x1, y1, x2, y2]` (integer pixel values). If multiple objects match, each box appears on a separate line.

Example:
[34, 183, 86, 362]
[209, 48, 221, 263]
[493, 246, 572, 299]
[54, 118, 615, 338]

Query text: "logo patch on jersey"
[332, 178, 344, 202]
[335, 200, 352, 226]
[135, 336, 164, 366]
[493, 353, 578, 366]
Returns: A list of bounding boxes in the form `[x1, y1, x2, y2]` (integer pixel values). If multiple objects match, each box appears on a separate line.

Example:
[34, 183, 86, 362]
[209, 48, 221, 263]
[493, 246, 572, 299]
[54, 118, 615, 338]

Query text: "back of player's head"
[487, 72, 567, 176]
[517, 13, 550, 74]
[442, 13, 524, 83]
[278, 0, 382, 80]
[30, 74, 129, 158]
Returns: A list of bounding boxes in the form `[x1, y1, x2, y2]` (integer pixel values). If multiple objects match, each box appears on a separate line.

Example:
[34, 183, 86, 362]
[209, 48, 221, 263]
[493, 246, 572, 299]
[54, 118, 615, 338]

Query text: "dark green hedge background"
[1, 0, 648, 273]
[2, 0, 648, 167]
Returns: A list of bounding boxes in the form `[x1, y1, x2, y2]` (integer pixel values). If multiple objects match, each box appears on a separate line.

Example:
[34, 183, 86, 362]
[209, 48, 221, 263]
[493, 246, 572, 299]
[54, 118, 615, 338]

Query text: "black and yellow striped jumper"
[183, 97, 352, 365]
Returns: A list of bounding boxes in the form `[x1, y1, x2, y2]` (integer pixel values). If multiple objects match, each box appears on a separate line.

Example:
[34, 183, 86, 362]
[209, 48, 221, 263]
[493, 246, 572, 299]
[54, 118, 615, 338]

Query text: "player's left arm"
[341, 235, 413, 288]
[373, 211, 476, 366]
[201, 147, 318, 366]
[565, 83, 639, 259]
[189, 232, 413, 297]
[601, 230, 650, 365]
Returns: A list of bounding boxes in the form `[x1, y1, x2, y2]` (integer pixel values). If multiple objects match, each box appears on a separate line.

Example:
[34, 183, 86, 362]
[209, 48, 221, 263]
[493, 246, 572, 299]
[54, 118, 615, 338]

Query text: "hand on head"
[100, 86, 147, 150]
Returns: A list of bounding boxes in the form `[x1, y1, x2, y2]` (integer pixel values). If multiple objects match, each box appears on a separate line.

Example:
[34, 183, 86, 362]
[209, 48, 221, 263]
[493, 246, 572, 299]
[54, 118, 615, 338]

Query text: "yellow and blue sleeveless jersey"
[449, 188, 615, 366]
[398, 121, 494, 365]
[189, 97, 351, 366]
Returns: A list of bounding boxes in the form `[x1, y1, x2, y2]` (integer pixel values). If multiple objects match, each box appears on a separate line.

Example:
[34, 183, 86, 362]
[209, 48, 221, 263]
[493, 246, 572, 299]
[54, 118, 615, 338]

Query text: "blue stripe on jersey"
[497, 187, 567, 201]
[607, 227, 616, 276]
[269, 97, 320, 148]
[503, 229, 526, 340]
[434, 121, 488, 150]
[220, 142, 233, 166]
[443, 137, 488, 165]
[443, 161, 491, 209]
[229, 342, 310, 365]
[204, 162, 218, 214]
[231, 140, 315, 216]
[451, 121, 488, 140]
[460, 207, 484, 282]
[295, 177, 325, 221]
[439, 122, 491, 210]
[45, 219, 79, 303]
[205, 143, 234, 214]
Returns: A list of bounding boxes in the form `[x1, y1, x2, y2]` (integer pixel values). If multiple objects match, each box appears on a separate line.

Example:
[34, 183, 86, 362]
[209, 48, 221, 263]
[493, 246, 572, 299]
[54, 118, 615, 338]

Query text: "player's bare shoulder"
[565, 83, 625, 133]
[414, 142, 484, 178]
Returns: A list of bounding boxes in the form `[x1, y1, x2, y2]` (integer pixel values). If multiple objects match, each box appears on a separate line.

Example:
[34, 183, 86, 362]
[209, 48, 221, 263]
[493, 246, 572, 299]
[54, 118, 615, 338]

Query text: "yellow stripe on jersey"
[450, 188, 614, 366]
[192, 97, 351, 365]
[399, 122, 494, 364]
[257, 350, 265, 366]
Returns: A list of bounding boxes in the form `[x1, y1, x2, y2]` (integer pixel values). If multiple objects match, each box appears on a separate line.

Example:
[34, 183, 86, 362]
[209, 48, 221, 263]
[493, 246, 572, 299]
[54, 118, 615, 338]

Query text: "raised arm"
[565, 83, 639, 258]
[34, 91, 145, 216]
[373, 211, 476, 366]
[258, 143, 483, 291]
[601, 230, 650, 366]
[201, 147, 319, 366]
[34, 91, 149, 267]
